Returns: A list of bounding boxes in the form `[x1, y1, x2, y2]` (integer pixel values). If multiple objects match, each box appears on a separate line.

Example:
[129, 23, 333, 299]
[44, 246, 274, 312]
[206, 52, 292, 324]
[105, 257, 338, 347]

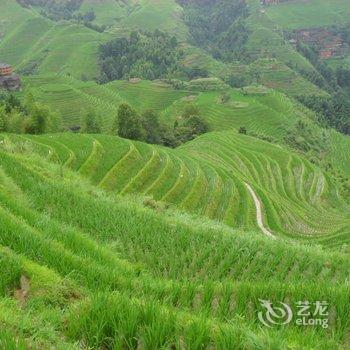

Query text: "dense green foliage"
[99, 31, 182, 82]
[16, 0, 104, 32]
[178, 0, 250, 61]
[0, 92, 61, 134]
[0, 132, 348, 348]
[115, 103, 146, 141]
[17, 0, 83, 20]
[296, 93, 350, 135]
[113, 103, 209, 147]
[293, 40, 350, 135]
[81, 111, 101, 134]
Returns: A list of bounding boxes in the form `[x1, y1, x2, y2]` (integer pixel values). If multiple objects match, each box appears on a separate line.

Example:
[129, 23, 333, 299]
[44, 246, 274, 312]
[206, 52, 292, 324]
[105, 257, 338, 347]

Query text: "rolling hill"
[0, 133, 349, 348]
[5, 132, 348, 246]
[0, 0, 350, 348]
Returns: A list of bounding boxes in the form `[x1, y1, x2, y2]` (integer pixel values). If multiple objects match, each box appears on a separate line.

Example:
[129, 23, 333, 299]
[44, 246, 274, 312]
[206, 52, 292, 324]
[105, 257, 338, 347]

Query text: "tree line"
[17, 0, 83, 20]
[81, 103, 209, 148]
[294, 40, 350, 135]
[98, 31, 183, 83]
[296, 94, 350, 135]
[176, 0, 250, 62]
[16, 0, 105, 31]
[0, 92, 61, 134]
[0, 91, 209, 147]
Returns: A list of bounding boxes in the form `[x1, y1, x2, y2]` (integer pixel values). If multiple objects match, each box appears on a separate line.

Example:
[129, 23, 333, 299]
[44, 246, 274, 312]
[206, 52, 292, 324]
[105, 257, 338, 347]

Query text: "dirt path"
[245, 183, 276, 239]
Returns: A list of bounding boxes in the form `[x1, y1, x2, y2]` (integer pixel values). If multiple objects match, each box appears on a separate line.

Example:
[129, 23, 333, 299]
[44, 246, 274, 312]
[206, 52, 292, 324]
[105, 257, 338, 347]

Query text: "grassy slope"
[0, 1, 349, 346]
[0, 0, 111, 80]
[262, 0, 350, 30]
[19, 74, 350, 186]
[110, 0, 189, 40]
[4, 132, 348, 246]
[20, 74, 314, 135]
[20, 75, 303, 139]
[78, 0, 127, 26]
[0, 134, 349, 348]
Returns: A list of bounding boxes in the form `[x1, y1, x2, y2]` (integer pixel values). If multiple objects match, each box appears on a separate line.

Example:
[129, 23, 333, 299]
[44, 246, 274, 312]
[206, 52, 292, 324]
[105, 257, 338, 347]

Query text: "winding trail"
[245, 183, 276, 239]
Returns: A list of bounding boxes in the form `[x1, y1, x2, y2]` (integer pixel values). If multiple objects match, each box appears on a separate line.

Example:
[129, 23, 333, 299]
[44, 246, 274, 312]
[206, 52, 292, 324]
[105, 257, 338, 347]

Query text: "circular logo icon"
[258, 299, 293, 327]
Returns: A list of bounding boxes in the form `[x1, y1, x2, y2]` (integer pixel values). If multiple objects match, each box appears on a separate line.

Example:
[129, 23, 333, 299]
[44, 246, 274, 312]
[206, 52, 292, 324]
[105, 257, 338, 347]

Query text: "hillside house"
[261, 0, 295, 5]
[320, 50, 333, 59]
[261, 0, 279, 4]
[295, 29, 349, 59]
[0, 63, 12, 76]
[0, 63, 21, 91]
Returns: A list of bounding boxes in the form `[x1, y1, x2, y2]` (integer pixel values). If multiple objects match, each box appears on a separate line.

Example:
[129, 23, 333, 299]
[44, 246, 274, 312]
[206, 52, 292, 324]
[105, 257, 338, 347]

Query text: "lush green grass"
[4, 132, 348, 246]
[0, 134, 349, 348]
[20, 74, 350, 190]
[110, 0, 189, 41]
[0, 0, 111, 80]
[261, 0, 350, 30]
[1, 1, 349, 347]
[22, 75, 191, 131]
[21, 73, 321, 136]
[329, 130, 350, 176]
[78, 0, 126, 26]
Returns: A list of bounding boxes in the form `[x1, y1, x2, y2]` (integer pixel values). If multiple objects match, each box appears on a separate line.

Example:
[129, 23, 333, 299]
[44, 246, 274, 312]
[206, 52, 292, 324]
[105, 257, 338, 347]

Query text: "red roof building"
[320, 50, 333, 59]
[0, 63, 13, 76]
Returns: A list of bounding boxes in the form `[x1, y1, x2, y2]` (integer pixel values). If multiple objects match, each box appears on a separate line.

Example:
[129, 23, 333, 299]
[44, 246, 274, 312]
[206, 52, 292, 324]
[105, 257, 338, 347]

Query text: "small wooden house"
[0, 63, 13, 76]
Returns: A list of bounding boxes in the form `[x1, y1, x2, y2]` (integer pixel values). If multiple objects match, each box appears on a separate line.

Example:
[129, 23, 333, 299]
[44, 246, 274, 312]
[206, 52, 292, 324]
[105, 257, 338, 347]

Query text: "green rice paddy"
[0, 0, 350, 348]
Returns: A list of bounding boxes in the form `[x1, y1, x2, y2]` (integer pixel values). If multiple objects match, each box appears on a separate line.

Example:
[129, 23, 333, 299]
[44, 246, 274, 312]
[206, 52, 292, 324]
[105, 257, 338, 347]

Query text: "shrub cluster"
[82, 103, 209, 147]
[99, 31, 183, 83]
[0, 91, 61, 134]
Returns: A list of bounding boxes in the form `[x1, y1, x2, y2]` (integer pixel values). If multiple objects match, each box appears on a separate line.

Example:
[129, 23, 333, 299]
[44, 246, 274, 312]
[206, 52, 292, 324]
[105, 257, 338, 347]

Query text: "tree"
[82, 111, 101, 134]
[0, 106, 6, 132]
[48, 111, 62, 133]
[183, 115, 209, 136]
[184, 66, 209, 79]
[6, 110, 25, 134]
[160, 127, 179, 148]
[5, 94, 21, 113]
[116, 104, 145, 141]
[239, 126, 247, 135]
[174, 106, 209, 143]
[25, 103, 50, 134]
[182, 104, 201, 119]
[220, 92, 230, 103]
[226, 73, 247, 88]
[99, 30, 183, 82]
[141, 109, 162, 144]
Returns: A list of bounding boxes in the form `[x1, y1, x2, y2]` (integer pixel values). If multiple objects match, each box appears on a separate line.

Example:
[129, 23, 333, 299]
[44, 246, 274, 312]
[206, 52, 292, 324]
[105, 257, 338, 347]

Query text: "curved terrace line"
[245, 183, 276, 239]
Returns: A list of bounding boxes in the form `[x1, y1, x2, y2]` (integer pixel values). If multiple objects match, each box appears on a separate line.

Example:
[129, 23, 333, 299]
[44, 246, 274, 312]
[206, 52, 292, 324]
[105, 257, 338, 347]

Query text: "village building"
[0, 63, 12, 76]
[261, 0, 295, 5]
[0, 63, 21, 91]
[295, 29, 349, 60]
[261, 0, 279, 5]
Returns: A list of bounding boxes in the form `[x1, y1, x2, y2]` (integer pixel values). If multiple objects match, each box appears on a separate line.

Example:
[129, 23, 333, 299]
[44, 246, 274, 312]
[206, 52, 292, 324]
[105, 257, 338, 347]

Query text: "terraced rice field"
[23, 74, 302, 139]
[329, 130, 350, 176]
[1, 0, 349, 347]
[261, 0, 350, 30]
[0, 1, 109, 80]
[23, 76, 192, 130]
[0, 131, 349, 348]
[109, 0, 189, 40]
[6, 132, 348, 248]
[77, 0, 126, 26]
